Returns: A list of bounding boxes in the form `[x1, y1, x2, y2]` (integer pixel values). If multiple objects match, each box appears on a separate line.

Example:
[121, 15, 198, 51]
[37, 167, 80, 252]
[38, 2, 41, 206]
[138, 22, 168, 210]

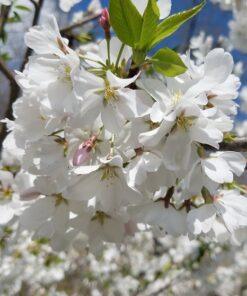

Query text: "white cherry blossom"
[132, 0, 172, 19]
[188, 190, 247, 242]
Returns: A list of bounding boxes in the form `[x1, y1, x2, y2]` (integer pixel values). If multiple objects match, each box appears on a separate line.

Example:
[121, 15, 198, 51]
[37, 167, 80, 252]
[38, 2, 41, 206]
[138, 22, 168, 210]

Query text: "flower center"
[176, 113, 195, 131]
[54, 193, 68, 207]
[104, 82, 117, 104]
[91, 211, 111, 225]
[0, 185, 13, 201]
[100, 165, 117, 181]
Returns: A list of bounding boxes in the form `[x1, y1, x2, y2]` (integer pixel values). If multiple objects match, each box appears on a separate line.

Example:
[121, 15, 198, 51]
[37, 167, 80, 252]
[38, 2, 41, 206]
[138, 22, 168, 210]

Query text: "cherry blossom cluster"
[0, 0, 12, 6]
[1, 1, 247, 254]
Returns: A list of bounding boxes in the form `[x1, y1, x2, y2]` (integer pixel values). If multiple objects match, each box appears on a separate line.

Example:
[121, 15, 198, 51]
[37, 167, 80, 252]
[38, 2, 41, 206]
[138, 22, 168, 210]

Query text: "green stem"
[233, 184, 247, 194]
[79, 55, 105, 67]
[115, 43, 125, 69]
[132, 49, 146, 67]
[107, 38, 111, 66]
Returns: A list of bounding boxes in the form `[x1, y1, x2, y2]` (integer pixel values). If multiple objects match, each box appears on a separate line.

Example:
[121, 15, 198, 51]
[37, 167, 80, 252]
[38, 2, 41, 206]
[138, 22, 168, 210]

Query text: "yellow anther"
[100, 165, 118, 181]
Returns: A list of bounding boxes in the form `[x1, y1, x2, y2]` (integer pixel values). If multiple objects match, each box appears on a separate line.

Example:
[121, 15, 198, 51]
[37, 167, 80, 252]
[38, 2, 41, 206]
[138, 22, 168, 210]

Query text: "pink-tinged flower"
[73, 135, 97, 166]
[20, 187, 41, 201]
[99, 8, 110, 38]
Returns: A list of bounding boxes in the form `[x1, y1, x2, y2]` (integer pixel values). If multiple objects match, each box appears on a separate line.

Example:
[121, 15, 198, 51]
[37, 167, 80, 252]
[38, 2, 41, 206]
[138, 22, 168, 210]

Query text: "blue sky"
[72, 0, 247, 121]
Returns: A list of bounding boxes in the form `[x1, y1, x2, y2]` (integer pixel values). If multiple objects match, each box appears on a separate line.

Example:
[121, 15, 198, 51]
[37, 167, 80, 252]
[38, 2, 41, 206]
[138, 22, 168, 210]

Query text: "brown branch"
[60, 13, 101, 35]
[0, 58, 16, 84]
[0, 4, 11, 40]
[205, 138, 247, 152]
[0, 59, 19, 146]
[219, 138, 247, 152]
[29, 0, 38, 9]
[20, 0, 45, 71]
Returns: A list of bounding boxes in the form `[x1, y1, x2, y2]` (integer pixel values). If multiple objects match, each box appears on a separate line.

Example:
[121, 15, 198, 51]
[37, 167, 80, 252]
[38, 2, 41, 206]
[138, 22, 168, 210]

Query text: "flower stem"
[115, 43, 125, 69]
[107, 38, 111, 66]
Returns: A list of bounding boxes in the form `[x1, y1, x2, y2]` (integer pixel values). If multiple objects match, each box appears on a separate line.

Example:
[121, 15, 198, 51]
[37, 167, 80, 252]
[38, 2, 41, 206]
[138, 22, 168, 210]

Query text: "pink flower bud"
[99, 8, 110, 39]
[73, 136, 97, 167]
[20, 187, 41, 201]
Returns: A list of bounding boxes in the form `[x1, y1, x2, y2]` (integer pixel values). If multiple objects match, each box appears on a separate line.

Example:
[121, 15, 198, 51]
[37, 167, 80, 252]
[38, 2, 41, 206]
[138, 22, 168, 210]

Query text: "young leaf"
[15, 5, 31, 12]
[0, 52, 11, 61]
[0, 30, 8, 43]
[150, 0, 206, 48]
[138, 0, 160, 49]
[151, 48, 187, 77]
[109, 0, 143, 47]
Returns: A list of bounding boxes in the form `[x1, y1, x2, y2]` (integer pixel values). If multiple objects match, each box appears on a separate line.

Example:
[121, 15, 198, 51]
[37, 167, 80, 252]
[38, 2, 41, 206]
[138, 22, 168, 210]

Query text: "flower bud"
[20, 187, 41, 201]
[99, 8, 111, 39]
[73, 135, 97, 166]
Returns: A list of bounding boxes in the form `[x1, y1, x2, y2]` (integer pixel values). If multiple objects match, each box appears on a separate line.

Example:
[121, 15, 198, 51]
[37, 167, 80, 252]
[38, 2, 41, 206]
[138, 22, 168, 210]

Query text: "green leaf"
[74, 33, 92, 43]
[7, 12, 22, 23]
[151, 48, 187, 77]
[109, 0, 143, 47]
[138, 0, 160, 49]
[0, 52, 11, 61]
[15, 5, 31, 12]
[150, 0, 206, 48]
[0, 30, 8, 43]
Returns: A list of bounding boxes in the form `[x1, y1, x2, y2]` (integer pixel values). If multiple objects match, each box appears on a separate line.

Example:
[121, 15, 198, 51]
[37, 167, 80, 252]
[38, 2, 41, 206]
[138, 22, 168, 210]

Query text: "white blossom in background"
[229, 8, 247, 53]
[1, 0, 246, 258]
[0, 0, 12, 6]
[0, 1, 247, 294]
[1, 230, 247, 295]
[59, 0, 82, 12]
[132, 0, 172, 19]
[210, 0, 234, 10]
[211, 0, 247, 54]
[240, 86, 247, 113]
[190, 31, 214, 64]
[236, 121, 247, 137]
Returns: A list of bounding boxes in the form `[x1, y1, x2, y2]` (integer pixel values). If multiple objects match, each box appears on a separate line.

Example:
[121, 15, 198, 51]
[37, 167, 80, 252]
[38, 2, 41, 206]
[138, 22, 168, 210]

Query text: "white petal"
[139, 120, 173, 147]
[137, 77, 171, 106]
[204, 48, 234, 85]
[118, 89, 152, 118]
[73, 165, 101, 175]
[202, 158, 233, 183]
[59, 0, 81, 12]
[131, 0, 148, 15]
[187, 205, 216, 235]
[20, 198, 55, 231]
[99, 37, 131, 65]
[150, 102, 165, 123]
[190, 118, 223, 148]
[217, 151, 246, 177]
[101, 104, 125, 134]
[157, 0, 171, 19]
[163, 130, 192, 171]
[107, 71, 140, 89]
[0, 204, 15, 225]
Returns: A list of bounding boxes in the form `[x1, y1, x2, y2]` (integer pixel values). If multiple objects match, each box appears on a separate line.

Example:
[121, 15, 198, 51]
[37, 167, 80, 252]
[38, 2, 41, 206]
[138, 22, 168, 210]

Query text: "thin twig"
[60, 13, 101, 34]
[205, 138, 247, 152]
[29, 0, 38, 9]
[0, 59, 19, 145]
[20, 0, 44, 71]
[0, 4, 11, 39]
[0, 58, 16, 84]
[219, 138, 247, 152]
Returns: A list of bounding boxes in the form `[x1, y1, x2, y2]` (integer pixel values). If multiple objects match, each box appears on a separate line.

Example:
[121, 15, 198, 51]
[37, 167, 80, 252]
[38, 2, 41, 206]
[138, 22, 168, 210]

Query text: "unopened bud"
[20, 187, 41, 201]
[73, 136, 97, 166]
[99, 8, 110, 39]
